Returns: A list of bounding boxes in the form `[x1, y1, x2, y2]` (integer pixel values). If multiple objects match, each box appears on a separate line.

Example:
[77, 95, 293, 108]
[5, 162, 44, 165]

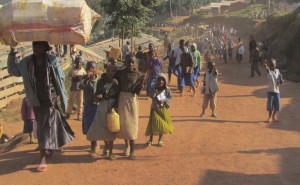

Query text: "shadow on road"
[199, 148, 300, 185]
[199, 169, 280, 185]
[172, 118, 263, 124]
[0, 150, 36, 175]
[0, 148, 97, 175]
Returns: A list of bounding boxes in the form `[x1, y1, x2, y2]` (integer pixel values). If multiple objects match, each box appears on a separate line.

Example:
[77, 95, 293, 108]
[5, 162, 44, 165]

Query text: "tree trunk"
[130, 24, 134, 53]
[267, 0, 270, 15]
[121, 25, 124, 59]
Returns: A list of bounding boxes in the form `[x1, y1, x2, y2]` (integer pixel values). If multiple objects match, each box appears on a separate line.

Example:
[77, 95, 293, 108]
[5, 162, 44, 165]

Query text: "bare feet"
[266, 118, 272, 123]
[200, 113, 205, 117]
[129, 153, 136, 160]
[272, 116, 278, 122]
[123, 147, 130, 157]
[90, 152, 98, 158]
[211, 113, 217, 118]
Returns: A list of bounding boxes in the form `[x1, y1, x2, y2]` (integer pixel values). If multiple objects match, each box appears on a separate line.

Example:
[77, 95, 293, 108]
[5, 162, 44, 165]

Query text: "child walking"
[80, 61, 99, 157]
[21, 97, 37, 143]
[264, 59, 283, 123]
[145, 73, 174, 147]
[146, 48, 162, 96]
[65, 56, 86, 120]
[163, 43, 176, 84]
[87, 64, 120, 160]
[200, 62, 219, 118]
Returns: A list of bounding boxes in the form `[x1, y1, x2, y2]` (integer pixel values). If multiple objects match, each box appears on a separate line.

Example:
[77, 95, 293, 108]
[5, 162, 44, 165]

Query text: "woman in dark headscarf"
[8, 41, 74, 172]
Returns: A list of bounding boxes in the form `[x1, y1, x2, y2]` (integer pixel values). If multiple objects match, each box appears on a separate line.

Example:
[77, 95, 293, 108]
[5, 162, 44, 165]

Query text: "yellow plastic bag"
[107, 108, 120, 133]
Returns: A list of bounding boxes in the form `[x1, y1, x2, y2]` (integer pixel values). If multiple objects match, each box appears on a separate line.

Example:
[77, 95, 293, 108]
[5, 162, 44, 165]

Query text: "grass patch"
[272, 10, 293, 17]
[227, 4, 266, 18]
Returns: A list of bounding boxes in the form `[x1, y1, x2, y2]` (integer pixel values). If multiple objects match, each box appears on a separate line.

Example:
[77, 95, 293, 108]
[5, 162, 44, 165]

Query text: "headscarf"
[190, 43, 202, 68]
[155, 73, 167, 89]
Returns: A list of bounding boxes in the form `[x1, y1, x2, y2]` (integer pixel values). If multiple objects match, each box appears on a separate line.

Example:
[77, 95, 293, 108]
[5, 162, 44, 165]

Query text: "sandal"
[158, 141, 164, 147]
[145, 141, 152, 146]
[37, 164, 47, 172]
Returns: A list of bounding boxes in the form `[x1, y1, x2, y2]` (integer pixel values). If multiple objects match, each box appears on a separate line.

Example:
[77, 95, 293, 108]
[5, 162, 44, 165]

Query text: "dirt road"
[1, 51, 300, 185]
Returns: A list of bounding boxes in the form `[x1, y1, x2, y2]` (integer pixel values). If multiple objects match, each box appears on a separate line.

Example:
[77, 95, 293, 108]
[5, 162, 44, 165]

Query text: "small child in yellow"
[145, 73, 174, 147]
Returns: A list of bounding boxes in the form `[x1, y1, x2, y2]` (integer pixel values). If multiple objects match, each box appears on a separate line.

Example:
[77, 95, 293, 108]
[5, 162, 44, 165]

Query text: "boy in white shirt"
[236, 38, 244, 63]
[65, 56, 87, 120]
[264, 59, 283, 123]
[200, 62, 219, 117]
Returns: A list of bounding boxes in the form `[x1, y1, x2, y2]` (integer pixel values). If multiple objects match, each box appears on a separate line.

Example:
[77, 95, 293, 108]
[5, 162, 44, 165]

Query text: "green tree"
[101, 0, 159, 51]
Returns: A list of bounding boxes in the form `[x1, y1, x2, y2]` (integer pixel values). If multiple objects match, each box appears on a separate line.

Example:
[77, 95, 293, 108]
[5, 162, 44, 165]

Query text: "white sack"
[0, 0, 100, 46]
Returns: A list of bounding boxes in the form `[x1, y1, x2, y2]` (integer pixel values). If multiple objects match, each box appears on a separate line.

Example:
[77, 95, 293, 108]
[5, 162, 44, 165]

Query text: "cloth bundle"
[0, 0, 100, 46]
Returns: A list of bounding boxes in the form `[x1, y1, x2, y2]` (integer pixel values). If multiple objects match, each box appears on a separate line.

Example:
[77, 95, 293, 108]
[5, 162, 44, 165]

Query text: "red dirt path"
[1, 48, 300, 185]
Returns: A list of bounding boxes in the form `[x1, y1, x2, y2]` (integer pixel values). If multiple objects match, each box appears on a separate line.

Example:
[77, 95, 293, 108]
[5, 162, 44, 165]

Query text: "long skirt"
[82, 104, 98, 135]
[33, 101, 75, 150]
[145, 107, 174, 136]
[87, 99, 116, 141]
[116, 92, 139, 140]
[177, 65, 193, 87]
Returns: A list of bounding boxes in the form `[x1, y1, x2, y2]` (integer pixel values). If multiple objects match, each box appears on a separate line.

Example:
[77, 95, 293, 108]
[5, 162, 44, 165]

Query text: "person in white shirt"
[264, 59, 283, 123]
[200, 62, 219, 118]
[65, 56, 87, 120]
[174, 39, 185, 66]
[236, 38, 244, 63]
[122, 41, 130, 59]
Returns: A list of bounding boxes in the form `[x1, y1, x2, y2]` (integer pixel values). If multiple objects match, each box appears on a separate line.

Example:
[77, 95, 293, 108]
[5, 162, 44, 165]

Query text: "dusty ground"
[1, 47, 300, 185]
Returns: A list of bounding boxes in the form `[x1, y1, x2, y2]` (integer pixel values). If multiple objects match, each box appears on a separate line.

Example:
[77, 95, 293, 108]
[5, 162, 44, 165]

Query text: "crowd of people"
[6, 23, 283, 172]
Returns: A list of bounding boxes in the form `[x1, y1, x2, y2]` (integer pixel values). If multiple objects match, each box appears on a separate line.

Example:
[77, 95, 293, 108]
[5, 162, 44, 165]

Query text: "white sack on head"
[0, 0, 100, 46]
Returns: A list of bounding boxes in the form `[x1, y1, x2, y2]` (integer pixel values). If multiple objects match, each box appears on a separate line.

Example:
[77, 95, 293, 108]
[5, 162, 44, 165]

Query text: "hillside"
[184, 4, 264, 37]
[255, 7, 300, 82]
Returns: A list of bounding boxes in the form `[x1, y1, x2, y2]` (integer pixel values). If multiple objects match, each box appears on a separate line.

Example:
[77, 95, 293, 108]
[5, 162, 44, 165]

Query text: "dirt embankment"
[255, 8, 300, 82]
